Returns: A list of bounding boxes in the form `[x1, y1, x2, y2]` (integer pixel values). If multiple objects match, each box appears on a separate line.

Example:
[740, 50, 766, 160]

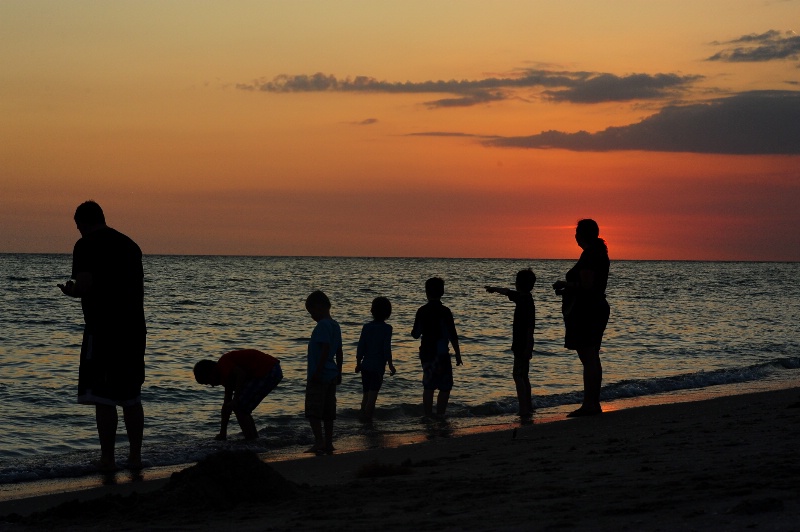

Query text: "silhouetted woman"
[553, 219, 610, 417]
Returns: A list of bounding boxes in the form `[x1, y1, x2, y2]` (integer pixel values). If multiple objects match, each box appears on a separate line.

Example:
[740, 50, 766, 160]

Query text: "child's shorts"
[236, 363, 283, 413]
[305, 379, 337, 420]
[421, 358, 453, 392]
[512, 351, 531, 378]
[360, 369, 385, 393]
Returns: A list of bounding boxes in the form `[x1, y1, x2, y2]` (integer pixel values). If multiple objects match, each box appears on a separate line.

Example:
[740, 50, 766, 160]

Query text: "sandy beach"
[2, 386, 799, 531]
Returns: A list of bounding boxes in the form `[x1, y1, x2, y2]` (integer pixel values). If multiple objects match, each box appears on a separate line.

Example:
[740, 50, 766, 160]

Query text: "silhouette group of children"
[194, 269, 536, 455]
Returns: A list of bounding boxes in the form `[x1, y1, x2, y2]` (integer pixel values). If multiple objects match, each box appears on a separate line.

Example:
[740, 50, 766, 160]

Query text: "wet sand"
[2, 386, 800, 531]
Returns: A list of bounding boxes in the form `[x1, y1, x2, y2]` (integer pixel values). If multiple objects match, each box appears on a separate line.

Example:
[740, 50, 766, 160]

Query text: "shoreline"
[2, 377, 799, 529]
[3, 385, 799, 530]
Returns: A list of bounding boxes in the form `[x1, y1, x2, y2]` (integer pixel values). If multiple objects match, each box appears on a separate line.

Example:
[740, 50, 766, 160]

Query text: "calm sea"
[1, 254, 799, 484]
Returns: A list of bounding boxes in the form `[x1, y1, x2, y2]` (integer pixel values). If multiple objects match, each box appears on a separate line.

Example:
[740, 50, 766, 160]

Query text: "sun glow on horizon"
[1, 1, 799, 261]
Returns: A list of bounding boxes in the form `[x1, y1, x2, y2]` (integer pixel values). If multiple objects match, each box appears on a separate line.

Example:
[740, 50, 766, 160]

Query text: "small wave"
[458, 356, 800, 414]
[6, 276, 29, 282]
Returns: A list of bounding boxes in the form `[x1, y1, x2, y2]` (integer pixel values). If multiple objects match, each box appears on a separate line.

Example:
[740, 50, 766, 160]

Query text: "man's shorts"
[305, 379, 337, 420]
[421, 357, 453, 392]
[360, 369, 385, 393]
[236, 363, 283, 413]
[78, 330, 145, 407]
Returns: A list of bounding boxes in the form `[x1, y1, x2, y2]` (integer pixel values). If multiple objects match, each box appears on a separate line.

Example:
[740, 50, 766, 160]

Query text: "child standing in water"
[304, 290, 343, 455]
[486, 268, 536, 417]
[412, 277, 463, 418]
[355, 296, 396, 423]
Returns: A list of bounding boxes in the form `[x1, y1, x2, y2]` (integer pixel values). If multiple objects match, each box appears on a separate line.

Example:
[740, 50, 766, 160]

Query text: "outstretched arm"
[485, 285, 510, 295]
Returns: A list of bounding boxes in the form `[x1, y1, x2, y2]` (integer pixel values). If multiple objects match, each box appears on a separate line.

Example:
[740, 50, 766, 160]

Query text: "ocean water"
[1, 254, 799, 485]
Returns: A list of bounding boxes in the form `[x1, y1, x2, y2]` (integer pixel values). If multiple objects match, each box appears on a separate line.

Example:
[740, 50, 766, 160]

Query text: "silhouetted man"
[58, 201, 146, 471]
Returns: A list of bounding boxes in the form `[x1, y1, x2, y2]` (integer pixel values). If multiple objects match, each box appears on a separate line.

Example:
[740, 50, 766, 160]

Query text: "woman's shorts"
[360, 369, 385, 393]
[236, 363, 283, 413]
[564, 298, 610, 350]
[305, 379, 337, 420]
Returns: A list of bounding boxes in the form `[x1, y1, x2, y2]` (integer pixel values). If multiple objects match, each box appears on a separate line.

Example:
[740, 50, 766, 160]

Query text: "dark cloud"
[353, 118, 378, 125]
[707, 30, 800, 62]
[424, 90, 507, 108]
[237, 69, 700, 107]
[484, 91, 800, 154]
[543, 73, 702, 103]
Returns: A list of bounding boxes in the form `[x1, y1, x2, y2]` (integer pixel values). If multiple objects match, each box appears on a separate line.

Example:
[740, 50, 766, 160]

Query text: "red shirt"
[217, 349, 278, 386]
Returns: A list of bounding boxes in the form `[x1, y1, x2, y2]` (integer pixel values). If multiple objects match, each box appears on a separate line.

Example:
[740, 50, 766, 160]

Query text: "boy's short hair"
[425, 277, 445, 299]
[371, 296, 392, 321]
[74, 200, 105, 225]
[193, 360, 217, 384]
[305, 290, 331, 310]
[516, 268, 536, 292]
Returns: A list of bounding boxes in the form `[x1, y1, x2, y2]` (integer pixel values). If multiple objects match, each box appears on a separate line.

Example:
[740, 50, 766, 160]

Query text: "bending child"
[355, 296, 396, 423]
[193, 349, 283, 440]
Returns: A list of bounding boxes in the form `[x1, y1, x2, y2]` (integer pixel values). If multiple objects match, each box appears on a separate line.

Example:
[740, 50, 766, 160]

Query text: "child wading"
[412, 277, 462, 418]
[355, 296, 396, 423]
[304, 290, 343, 455]
[486, 268, 536, 417]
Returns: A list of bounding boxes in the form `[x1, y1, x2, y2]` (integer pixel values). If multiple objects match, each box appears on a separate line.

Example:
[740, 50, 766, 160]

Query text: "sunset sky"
[2, 0, 799, 260]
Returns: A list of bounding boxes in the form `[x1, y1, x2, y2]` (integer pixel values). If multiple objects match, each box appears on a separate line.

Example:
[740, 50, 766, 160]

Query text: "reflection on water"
[1, 254, 798, 480]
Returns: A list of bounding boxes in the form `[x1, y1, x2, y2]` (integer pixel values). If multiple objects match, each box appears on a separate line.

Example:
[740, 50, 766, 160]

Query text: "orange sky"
[1, 1, 799, 260]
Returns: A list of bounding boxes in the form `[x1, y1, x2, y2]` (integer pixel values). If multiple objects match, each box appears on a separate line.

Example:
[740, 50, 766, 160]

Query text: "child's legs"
[436, 390, 451, 417]
[435, 368, 454, 417]
[421, 361, 438, 416]
[360, 370, 383, 419]
[513, 375, 532, 413]
[422, 389, 435, 416]
[364, 391, 379, 417]
[305, 381, 327, 447]
[234, 408, 258, 440]
[321, 381, 337, 449]
[512, 354, 533, 413]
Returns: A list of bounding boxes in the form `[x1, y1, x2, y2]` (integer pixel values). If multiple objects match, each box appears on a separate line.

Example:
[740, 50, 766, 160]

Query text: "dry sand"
[2, 386, 800, 531]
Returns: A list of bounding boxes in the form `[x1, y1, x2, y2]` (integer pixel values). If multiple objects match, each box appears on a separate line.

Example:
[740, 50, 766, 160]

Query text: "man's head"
[74, 201, 106, 235]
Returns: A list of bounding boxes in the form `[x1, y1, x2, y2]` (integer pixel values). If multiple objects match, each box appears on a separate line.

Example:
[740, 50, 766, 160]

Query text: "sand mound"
[16, 451, 299, 526]
[163, 450, 298, 508]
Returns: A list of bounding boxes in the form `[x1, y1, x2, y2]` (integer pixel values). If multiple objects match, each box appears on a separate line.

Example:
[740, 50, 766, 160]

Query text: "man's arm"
[58, 272, 93, 297]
